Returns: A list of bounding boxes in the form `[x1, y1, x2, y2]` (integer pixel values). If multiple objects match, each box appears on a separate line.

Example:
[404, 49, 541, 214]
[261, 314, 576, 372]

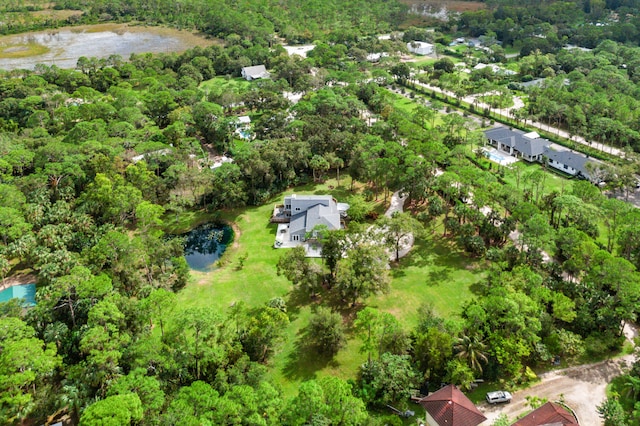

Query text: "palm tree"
[454, 334, 488, 374]
[623, 374, 640, 401]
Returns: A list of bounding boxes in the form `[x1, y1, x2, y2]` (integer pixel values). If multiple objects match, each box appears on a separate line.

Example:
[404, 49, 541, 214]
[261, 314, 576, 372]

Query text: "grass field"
[500, 160, 573, 196]
[199, 76, 251, 97]
[385, 88, 445, 129]
[0, 42, 49, 59]
[171, 178, 487, 396]
[413, 56, 439, 67]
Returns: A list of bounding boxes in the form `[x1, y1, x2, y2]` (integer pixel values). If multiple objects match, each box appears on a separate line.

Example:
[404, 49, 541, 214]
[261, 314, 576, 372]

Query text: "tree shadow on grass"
[401, 237, 437, 269]
[320, 287, 365, 320]
[285, 285, 314, 321]
[390, 264, 406, 279]
[313, 185, 354, 201]
[282, 326, 340, 382]
[468, 281, 487, 295]
[266, 222, 278, 234]
[426, 266, 453, 285]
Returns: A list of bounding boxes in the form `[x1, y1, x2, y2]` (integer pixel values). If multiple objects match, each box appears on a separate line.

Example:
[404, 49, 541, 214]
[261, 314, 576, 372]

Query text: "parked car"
[486, 390, 512, 404]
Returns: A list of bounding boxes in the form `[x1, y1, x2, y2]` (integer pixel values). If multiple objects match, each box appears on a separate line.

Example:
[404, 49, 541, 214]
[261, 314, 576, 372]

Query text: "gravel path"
[385, 191, 408, 217]
[480, 354, 634, 425]
[383, 191, 415, 260]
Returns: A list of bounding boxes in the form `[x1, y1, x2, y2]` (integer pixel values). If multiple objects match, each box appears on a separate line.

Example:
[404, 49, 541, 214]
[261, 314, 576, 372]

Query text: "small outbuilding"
[407, 41, 434, 56]
[418, 384, 487, 426]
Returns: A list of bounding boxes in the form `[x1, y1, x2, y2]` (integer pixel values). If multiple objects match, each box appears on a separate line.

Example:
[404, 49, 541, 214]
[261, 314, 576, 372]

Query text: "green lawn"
[198, 76, 251, 98]
[504, 46, 520, 55]
[173, 179, 486, 396]
[388, 89, 420, 115]
[413, 56, 438, 67]
[500, 160, 573, 196]
[175, 201, 292, 310]
[385, 88, 445, 129]
[370, 235, 485, 325]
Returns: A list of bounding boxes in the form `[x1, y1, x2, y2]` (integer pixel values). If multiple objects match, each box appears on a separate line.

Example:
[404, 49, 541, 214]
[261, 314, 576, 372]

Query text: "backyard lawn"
[385, 88, 445, 129]
[198, 76, 251, 99]
[172, 178, 487, 396]
[500, 159, 573, 196]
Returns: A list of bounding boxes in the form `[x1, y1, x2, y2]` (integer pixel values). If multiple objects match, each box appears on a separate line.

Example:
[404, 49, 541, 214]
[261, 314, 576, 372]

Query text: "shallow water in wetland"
[0, 23, 214, 70]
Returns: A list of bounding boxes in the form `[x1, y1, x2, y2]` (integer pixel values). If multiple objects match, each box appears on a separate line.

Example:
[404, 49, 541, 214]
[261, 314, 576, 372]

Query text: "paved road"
[412, 79, 624, 158]
[385, 191, 408, 217]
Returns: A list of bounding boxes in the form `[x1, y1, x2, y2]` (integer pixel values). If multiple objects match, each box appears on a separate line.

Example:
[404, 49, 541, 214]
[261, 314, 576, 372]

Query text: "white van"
[486, 390, 512, 404]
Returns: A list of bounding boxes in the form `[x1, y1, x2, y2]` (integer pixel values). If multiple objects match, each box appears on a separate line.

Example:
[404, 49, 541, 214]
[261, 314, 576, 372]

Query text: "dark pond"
[182, 222, 233, 272]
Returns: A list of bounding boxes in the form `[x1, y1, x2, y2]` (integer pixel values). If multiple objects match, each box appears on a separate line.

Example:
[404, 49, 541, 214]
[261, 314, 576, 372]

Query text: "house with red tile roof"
[511, 401, 579, 426]
[418, 384, 487, 426]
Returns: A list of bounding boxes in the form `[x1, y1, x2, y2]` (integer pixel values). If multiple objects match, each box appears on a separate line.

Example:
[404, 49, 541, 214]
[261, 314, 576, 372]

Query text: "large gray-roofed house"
[272, 194, 348, 242]
[543, 147, 596, 180]
[241, 65, 270, 81]
[484, 127, 550, 162]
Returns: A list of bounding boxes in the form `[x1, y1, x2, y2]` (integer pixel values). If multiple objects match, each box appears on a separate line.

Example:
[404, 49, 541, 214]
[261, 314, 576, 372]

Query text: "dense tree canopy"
[2, 1, 640, 424]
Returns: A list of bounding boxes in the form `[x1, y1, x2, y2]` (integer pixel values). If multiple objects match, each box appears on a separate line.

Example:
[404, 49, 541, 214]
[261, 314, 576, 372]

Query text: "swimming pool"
[0, 283, 36, 306]
[487, 152, 506, 163]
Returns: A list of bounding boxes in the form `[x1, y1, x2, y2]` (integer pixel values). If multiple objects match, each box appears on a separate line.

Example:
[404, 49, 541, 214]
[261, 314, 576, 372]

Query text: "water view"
[182, 222, 233, 272]
[0, 23, 215, 71]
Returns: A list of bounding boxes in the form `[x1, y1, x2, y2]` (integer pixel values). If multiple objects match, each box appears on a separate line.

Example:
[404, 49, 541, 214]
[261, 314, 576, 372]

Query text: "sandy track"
[481, 323, 637, 425]
[480, 355, 633, 425]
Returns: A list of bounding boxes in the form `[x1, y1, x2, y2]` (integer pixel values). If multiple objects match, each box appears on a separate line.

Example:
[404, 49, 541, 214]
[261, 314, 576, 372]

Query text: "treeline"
[408, 36, 640, 152]
[523, 41, 640, 152]
[0, 35, 426, 424]
[458, 0, 640, 51]
[1, 17, 640, 425]
[3, 0, 409, 43]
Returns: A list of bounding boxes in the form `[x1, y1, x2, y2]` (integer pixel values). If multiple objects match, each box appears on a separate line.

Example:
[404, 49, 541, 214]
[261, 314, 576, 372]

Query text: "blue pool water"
[487, 152, 505, 162]
[0, 283, 36, 306]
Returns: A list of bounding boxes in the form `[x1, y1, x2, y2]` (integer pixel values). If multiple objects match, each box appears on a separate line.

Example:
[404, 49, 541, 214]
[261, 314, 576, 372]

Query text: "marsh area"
[0, 23, 215, 70]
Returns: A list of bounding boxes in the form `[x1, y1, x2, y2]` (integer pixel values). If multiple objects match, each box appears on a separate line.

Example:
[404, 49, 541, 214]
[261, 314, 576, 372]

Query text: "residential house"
[484, 127, 550, 162]
[516, 77, 570, 91]
[407, 41, 434, 56]
[271, 194, 349, 242]
[474, 63, 517, 76]
[543, 147, 597, 180]
[366, 52, 389, 62]
[234, 115, 252, 139]
[131, 148, 172, 163]
[511, 401, 579, 426]
[241, 65, 270, 81]
[418, 384, 487, 426]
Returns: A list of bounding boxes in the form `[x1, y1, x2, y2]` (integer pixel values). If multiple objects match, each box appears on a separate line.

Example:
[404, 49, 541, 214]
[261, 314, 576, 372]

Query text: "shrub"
[306, 307, 346, 356]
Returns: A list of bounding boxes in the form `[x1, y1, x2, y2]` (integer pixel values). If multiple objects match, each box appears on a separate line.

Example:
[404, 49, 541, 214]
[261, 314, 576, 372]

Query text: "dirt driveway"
[480, 323, 637, 425]
[479, 355, 634, 425]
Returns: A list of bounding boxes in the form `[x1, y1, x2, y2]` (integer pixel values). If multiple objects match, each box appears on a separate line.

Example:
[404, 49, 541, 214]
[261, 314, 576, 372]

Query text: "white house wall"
[548, 159, 578, 175]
